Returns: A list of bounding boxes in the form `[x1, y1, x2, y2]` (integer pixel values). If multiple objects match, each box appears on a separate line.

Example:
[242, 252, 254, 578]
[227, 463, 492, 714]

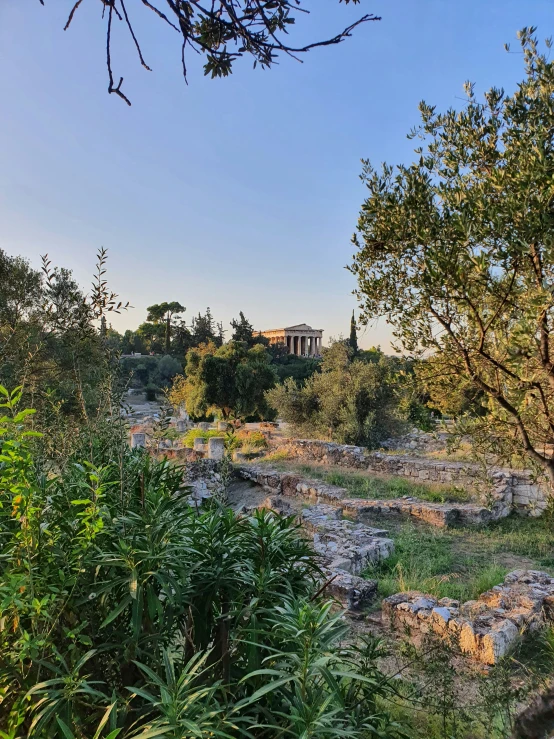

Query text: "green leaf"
[100, 595, 132, 628]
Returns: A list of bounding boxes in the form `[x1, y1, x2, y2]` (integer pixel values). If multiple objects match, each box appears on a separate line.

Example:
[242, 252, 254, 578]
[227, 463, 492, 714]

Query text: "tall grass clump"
[0, 386, 404, 738]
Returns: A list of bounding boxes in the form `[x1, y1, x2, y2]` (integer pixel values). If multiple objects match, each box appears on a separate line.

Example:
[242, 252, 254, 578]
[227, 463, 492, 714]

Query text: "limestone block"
[207, 436, 225, 461]
[193, 438, 207, 453]
[479, 619, 519, 664]
[131, 432, 146, 448]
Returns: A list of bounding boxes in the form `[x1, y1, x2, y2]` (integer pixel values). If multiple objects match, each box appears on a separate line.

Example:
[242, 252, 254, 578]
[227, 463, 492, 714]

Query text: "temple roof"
[258, 324, 323, 334]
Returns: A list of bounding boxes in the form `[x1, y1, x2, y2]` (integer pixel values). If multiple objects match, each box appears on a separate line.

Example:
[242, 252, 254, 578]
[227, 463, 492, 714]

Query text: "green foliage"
[240, 430, 268, 449]
[171, 341, 277, 421]
[0, 249, 126, 423]
[230, 311, 255, 345]
[349, 311, 359, 354]
[0, 387, 401, 738]
[364, 524, 507, 602]
[120, 354, 182, 390]
[146, 302, 185, 354]
[267, 340, 404, 447]
[182, 428, 224, 448]
[144, 384, 158, 401]
[350, 29, 554, 487]
[270, 350, 321, 384]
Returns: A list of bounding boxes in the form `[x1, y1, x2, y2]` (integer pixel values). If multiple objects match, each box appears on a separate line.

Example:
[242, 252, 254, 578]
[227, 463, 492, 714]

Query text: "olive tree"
[350, 29, 554, 486]
[170, 340, 276, 420]
[45, 0, 380, 105]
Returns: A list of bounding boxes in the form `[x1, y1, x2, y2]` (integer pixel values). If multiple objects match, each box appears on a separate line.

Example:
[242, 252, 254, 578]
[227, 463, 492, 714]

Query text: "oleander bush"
[0, 385, 403, 738]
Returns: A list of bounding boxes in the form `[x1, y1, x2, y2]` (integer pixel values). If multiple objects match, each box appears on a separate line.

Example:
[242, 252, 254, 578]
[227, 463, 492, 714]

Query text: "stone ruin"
[238, 465, 498, 528]
[382, 570, 554, 665]
[238, 464, 554, 664]
[274, 439, 550, 516]
[238, 467, 396, 612]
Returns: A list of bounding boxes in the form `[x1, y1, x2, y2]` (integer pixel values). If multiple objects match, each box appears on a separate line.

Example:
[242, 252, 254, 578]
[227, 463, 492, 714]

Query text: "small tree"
[191, 308, 217, 347]
[350, 30, 554, 486]
[267, 341, 402, 446]
[170, 341, 276, 421]
[146, 301, 185, 354]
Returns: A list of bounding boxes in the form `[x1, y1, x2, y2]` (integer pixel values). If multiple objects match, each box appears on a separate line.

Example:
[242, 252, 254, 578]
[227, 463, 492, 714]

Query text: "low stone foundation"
[382, 570, 554, 665]
[238, 465, 500, 528]
[341, 498, 494, 528]
[182, 459, 226, 504]
[274, 439, 550, 516]
[300, 503, 394, 575]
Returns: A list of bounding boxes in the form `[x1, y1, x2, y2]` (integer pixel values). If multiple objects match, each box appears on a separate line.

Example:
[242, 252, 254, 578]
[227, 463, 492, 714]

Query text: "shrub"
[236, 429, 269, 449]
[183, 428, 222, 447]
[145, 383, 158, 401]
[0, 385, 402, 738]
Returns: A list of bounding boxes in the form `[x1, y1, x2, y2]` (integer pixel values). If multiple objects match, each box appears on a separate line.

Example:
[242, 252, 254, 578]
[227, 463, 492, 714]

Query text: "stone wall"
[238, 465, 497, 527]
[382, 570, 554, 665]
[275, 439, 550, 516]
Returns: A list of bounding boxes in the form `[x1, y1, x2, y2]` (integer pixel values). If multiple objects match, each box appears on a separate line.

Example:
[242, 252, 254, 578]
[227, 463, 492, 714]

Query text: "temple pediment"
[285, 323, 315, 331]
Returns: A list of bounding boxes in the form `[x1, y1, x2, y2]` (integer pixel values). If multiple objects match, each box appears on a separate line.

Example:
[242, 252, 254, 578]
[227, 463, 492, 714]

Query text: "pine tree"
[230, 311, 255, 345]
[349, 310, 358, 355]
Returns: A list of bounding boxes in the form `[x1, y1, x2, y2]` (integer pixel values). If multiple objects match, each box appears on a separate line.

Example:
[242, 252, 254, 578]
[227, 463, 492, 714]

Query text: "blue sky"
[1, 1, 552, 349]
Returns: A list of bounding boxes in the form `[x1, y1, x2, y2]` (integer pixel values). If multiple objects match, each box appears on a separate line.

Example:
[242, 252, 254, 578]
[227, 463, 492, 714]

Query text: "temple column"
[309, 336, 315, 355]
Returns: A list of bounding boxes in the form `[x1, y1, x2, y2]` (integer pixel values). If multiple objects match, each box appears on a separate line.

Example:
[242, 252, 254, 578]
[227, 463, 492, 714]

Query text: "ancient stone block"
[207, 436, 225, 461]
[383, 571, 554, 665]
[130, 432, 146, 448]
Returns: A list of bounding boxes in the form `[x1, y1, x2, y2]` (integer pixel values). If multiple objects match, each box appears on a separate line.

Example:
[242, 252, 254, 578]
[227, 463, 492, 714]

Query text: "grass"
[363, 523, 508, 602]
[183, 428, 224, 448]
[450, 514, 554, 569]
[364, 513, 554, 602]
[264, 461, 474, 504]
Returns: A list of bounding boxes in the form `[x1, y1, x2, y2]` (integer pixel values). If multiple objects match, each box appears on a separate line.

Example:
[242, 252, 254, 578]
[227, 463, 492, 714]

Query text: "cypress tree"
[349, 310, 358, 354]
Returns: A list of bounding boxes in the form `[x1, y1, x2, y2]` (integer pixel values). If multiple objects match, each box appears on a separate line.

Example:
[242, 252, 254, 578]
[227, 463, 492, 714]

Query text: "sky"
[1, 1, 552, 350]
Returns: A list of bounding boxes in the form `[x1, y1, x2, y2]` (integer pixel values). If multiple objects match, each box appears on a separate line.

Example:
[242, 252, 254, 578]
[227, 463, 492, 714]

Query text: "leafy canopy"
[350, 29, 554, 481]
[267, 341, 403, 446]
[170, 340, 276, 420]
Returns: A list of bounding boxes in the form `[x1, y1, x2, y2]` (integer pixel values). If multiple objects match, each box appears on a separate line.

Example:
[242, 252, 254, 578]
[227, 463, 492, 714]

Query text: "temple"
[257, 323, 323, 356]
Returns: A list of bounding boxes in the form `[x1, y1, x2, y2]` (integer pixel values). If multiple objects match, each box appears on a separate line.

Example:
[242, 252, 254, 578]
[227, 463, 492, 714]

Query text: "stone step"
[300, 503, 394, 575]
[341, 498, 494, 528]
[254, 494, 389, 611]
